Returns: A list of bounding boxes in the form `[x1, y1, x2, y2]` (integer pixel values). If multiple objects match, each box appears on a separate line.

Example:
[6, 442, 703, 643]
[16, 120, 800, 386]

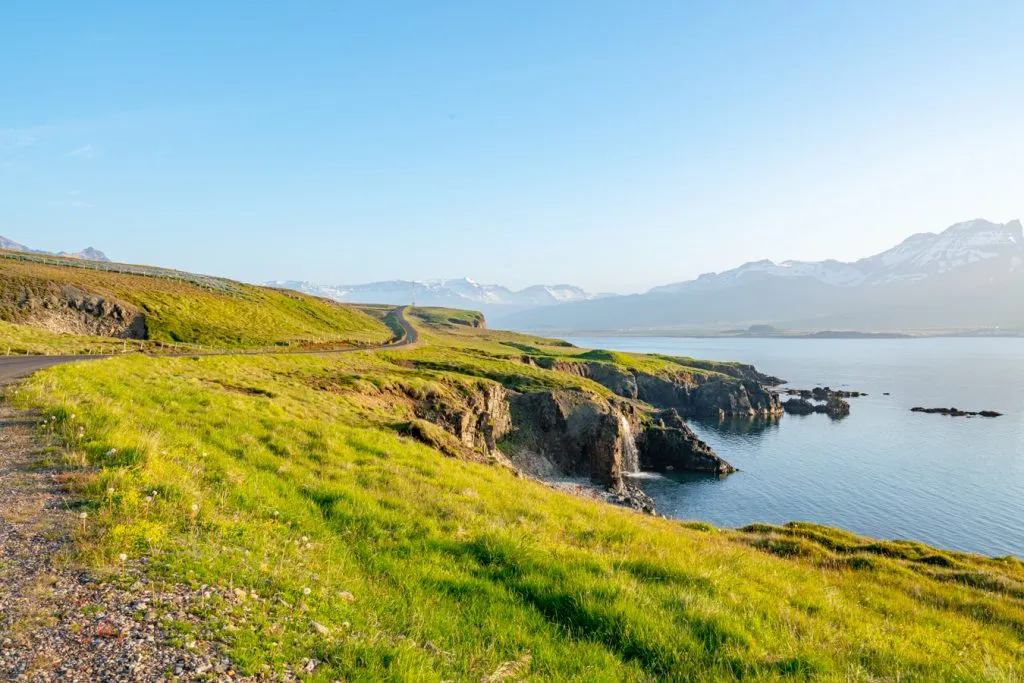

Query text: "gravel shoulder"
[0, 401, 256, 681]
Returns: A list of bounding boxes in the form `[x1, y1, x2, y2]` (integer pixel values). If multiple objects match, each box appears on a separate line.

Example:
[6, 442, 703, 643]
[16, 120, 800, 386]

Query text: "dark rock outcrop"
[4, 283, 147, 339]
[785, 386, 866, 399]
[637, 410, 735, 475]
[782, 388, 852, 418]
[822, 395, 850, 418]
[911, 407, 1002, 418]
[782, 398, 816, 415]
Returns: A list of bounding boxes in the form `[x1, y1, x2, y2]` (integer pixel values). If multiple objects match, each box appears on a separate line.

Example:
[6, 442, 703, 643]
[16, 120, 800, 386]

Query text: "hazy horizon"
[4, 2, 1023, 292]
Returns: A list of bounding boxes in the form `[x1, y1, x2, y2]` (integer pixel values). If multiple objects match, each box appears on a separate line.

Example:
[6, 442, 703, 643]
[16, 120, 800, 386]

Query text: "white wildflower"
[118, 553, 127, 562]
[303, 587, 312, 596]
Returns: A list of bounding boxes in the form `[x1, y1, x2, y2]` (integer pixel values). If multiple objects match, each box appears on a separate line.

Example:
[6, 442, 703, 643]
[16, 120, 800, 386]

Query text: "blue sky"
[2, 1, 1022, 292]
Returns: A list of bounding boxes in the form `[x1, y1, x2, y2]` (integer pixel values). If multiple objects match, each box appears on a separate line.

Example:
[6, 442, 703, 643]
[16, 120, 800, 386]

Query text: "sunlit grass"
[13, 347, 1024, 681]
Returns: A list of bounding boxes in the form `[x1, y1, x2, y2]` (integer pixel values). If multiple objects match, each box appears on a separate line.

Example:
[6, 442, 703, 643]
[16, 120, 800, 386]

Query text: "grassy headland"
[3, 292, 1021, 680]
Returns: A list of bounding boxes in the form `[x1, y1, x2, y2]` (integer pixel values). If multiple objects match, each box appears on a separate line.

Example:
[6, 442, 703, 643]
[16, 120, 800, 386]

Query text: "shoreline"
[508, 330, 1024, 340]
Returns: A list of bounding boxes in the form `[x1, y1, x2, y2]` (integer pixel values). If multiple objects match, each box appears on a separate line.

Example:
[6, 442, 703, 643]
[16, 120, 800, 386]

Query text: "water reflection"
[693, 414, 782, 437]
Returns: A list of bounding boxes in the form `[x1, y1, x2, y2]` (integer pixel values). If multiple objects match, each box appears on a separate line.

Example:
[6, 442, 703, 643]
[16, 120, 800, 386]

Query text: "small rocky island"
[911, 407, 1002, 418]
[780, 386, 861, 418]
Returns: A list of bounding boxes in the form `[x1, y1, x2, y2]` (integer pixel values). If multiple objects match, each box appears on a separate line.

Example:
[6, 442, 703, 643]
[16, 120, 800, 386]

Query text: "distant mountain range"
[501, 219, 1024, 334]
[0, 235, 110, 262]
[269, 278, 609, 320]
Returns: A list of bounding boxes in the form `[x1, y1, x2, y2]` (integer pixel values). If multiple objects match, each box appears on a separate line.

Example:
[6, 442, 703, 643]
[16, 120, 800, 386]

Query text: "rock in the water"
[782, 398, 816, 415]
[910, 407, 1002, 418]
[822, 395, 851, 418]
[785, 386, 865, 399]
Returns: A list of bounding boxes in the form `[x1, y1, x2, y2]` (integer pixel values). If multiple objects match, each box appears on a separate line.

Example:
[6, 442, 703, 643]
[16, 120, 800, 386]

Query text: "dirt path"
[0, 403, 248, 681]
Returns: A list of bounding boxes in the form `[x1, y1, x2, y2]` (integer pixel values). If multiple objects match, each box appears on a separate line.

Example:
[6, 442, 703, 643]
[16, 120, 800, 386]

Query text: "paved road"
[0, 355, 105, 386]
[0, 305, 419, 384]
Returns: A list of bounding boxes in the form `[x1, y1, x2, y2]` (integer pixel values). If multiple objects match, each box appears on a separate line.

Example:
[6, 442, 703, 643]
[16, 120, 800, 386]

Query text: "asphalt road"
[0, 355, 105, 386]
[0, 306, 419, 384]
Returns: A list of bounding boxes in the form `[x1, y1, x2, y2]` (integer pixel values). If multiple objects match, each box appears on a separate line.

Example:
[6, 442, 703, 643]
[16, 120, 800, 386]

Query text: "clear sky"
[2, 1, 1022, 293]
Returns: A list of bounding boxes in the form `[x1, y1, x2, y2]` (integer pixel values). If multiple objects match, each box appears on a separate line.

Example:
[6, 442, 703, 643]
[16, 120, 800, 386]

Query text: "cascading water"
[618, 413, 640, 473]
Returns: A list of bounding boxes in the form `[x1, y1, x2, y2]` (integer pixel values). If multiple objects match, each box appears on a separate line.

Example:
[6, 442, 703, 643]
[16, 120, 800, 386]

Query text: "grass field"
[9, 310, 1023, 681]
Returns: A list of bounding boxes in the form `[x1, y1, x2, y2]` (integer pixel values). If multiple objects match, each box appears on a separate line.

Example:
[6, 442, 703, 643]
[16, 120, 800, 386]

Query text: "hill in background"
[0, 250, 392, 353]
[0, 234, 111, 262]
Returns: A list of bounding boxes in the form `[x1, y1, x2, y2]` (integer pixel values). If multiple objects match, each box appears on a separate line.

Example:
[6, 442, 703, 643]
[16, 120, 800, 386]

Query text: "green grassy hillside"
[0, 252, 392, 351]
[9, 308, 1022, 681]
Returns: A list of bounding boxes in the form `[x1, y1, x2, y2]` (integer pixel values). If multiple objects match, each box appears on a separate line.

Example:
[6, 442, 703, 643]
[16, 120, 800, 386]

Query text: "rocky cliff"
[396, 377, 735, 499]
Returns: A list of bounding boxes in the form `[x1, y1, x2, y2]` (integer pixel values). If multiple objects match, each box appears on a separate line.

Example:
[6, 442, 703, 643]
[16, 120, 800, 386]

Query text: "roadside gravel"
[0, 403, 263, 681]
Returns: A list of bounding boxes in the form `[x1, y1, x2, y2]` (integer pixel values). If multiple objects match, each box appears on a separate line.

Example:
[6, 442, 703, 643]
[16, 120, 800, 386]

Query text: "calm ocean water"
[566, 337, 1024, 558]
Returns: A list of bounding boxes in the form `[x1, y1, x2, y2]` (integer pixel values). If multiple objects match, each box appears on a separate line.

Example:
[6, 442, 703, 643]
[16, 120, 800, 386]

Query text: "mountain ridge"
[269, 277, 609, 319]
[650, 219, 1023, 294]
[503, 218, 1024, 334]
[0, 235, 110, 262]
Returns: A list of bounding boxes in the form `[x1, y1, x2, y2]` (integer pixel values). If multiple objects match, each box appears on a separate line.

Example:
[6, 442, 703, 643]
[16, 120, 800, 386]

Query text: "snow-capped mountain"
[858, 219, 1022, 282]
[0, 235, 110, 262]
[268, 277, 602, 319]
[650, 219, 1023, 295]
[503, 218, 1024, 334]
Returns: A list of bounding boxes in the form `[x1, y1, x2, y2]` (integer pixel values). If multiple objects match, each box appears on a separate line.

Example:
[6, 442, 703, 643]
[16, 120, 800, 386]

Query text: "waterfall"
[619, 414, 640, 473]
